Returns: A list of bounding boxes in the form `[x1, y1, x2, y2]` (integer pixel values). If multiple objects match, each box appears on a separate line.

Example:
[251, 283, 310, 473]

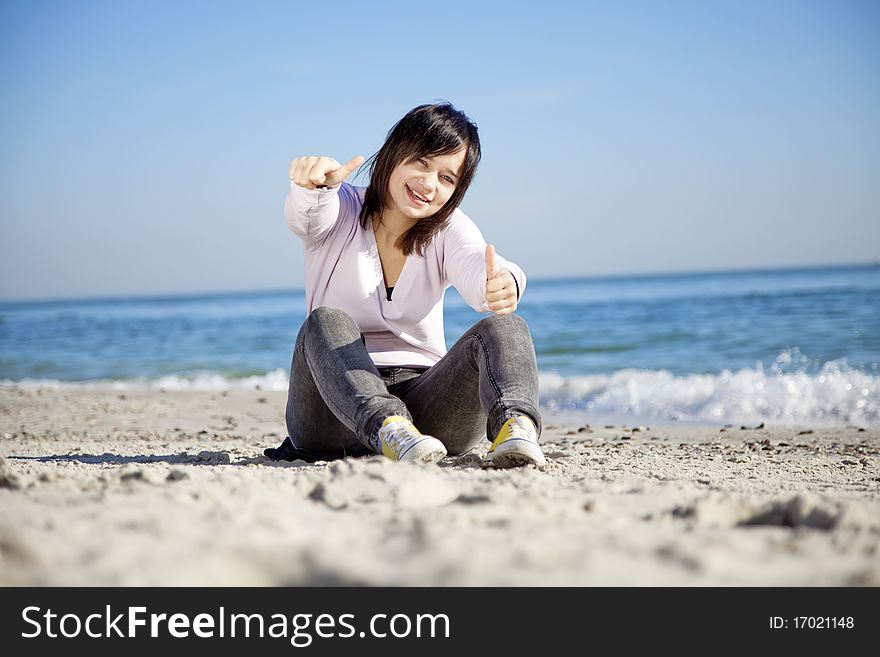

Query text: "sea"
[2, 264, 878, 427]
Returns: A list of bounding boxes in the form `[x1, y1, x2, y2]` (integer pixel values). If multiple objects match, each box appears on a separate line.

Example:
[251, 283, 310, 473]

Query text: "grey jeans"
[284, 306, 542, 457]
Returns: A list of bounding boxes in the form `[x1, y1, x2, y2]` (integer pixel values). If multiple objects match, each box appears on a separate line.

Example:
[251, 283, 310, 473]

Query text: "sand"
[1, 386, 878, 586]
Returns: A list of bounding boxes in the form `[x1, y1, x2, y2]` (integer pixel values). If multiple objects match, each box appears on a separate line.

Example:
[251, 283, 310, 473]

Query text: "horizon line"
[1, 259, 877, 306]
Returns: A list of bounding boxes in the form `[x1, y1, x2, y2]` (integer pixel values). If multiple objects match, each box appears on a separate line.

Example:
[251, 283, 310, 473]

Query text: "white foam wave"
[3, 361, 878, 426]
[0, 369, 291, 392]
[540, 359, 879, 426]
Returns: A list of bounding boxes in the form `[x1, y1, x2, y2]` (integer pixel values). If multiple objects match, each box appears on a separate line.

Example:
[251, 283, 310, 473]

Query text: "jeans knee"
[298, 306, 360, 347]
[306, 306, 359, 334]
[474, 313, 530, 340]
[309, 306, 355, 326]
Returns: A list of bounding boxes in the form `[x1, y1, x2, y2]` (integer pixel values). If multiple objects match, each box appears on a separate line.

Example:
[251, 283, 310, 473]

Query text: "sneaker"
[377, 415, 447, 464]
[482, 415, 545, 469]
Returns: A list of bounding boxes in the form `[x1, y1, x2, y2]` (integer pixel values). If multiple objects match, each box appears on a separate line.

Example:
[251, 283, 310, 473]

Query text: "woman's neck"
[372, 209, 417, 247]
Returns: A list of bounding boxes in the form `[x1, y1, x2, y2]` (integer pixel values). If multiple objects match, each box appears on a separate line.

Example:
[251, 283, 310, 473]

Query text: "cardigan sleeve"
[441, 211, 527, 313]
[283, 181, 358, 250]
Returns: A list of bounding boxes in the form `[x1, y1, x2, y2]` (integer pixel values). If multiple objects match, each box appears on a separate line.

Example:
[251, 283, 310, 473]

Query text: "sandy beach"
[1, 386, 877, 586]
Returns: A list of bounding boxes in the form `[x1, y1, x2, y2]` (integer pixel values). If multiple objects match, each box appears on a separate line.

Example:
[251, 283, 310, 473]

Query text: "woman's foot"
[481, 415, 545, 469]
[378, 415, 447, 463]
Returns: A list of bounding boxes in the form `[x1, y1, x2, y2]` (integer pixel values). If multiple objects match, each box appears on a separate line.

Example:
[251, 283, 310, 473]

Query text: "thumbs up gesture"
[485, 244, 518, 315]
[288, 155, 365, 190]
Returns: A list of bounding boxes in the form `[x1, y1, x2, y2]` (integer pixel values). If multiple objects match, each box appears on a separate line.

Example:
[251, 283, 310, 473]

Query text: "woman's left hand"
[485, 244, 518, 315]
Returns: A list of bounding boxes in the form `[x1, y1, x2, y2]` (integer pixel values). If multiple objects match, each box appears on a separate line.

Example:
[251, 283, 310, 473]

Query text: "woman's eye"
[414, 157, 452, 183]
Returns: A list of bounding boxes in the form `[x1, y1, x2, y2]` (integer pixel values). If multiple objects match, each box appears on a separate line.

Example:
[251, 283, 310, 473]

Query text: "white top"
[283, 181, 527, 368]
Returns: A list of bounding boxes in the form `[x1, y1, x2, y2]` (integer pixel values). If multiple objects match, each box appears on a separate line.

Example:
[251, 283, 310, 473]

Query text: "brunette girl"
[264, 102, 544, 468]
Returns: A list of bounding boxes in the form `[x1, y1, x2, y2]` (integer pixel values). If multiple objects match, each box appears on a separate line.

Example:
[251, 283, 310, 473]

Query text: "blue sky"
[1, 0, 878, 300]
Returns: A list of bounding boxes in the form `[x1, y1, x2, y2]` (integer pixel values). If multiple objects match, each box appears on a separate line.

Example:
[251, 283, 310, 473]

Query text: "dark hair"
[359, 102, 481, 256]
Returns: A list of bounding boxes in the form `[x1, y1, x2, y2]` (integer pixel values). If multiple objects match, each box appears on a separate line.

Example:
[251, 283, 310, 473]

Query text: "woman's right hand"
[288, 155, 365, 190]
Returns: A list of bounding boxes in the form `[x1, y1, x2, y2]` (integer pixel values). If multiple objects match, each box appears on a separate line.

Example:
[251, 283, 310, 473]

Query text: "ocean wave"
[539, 359, 878, 426]
[0, 369, 292, 392]
[3, 360, 878, 426]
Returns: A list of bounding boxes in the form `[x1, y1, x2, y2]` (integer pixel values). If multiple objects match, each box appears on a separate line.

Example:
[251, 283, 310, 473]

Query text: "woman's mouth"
[406, 183, 430, 205]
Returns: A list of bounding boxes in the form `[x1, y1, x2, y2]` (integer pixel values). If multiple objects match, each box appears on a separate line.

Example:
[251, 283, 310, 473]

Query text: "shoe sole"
[483, 439, 546, 469]
[399, 437, 447, 464]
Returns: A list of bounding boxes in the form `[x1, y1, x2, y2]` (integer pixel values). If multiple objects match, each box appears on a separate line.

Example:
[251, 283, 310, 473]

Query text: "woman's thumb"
[485, 244, 499, 279]
[326, 155, 364, 185]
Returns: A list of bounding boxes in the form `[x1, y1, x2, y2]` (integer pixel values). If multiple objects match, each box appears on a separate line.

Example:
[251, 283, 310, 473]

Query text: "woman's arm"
[284, 155, 363, 250]
[442, 212, 527, 314]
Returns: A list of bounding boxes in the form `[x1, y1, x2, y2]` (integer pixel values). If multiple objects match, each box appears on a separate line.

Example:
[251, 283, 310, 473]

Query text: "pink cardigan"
[284, 181, 527, 368]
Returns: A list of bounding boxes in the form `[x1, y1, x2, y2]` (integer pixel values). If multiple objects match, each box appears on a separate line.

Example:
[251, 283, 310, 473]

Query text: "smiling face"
[384, 148, 466, 224]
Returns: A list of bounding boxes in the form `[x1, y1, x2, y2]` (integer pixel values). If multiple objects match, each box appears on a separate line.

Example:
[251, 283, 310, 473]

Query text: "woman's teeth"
[407, 184, 428, 203]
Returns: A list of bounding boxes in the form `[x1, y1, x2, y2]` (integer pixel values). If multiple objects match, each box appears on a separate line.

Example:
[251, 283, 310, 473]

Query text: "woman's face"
[385, 148, 466, 223]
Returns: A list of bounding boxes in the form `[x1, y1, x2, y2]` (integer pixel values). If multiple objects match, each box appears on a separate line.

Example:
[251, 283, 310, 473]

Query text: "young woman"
[264, 102, 544, 469]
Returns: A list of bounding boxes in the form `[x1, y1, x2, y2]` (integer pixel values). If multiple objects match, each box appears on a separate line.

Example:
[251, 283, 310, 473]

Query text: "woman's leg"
[284, 306, 412, 455]
[390, 313, 542, 456]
